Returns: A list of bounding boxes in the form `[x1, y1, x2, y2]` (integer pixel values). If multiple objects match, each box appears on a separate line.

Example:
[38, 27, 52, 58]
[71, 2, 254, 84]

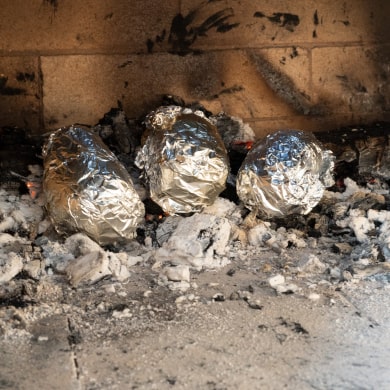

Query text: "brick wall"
[0, 0, 389, 137]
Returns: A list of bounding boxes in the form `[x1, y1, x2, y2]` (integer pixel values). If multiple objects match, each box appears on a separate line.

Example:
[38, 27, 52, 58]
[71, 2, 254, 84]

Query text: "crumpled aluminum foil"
[135, 106, 229, 214]
[237, 130, 334, 218]
[42, 125, 145, 245]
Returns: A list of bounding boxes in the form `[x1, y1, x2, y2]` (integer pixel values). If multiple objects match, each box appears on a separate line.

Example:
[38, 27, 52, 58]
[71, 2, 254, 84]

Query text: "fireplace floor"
[0, 264, 389, 389]
[1, 187, 390, 389]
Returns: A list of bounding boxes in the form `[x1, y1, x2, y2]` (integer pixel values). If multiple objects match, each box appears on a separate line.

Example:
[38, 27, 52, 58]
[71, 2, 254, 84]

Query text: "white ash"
[162, 265, 190, 282]
[323, 177, 390, 262]
[23, 259, 44, 279]
[156, 216, 182, 246]
[326, 177, 370, 200]
[0, 251, 24, 283]
[1, 173, 390, 293]
[247, 221, 273, 247]
[308, 292, 321, 301]
[297, 254, 327, 274]
[0, 189, 44, 234]
[367, 209, 390, 261]
[158, 274, 191, 292]
[63, 234, 133, 286]
[266, 274, 300, 294]
[337, 209, 375, 243]
[65, 251, 110, 287]
[275, 283, 300, 294]
[203, 197, 245, 225]
[154, 213, 231, 270]
[268, 274, 285, 288]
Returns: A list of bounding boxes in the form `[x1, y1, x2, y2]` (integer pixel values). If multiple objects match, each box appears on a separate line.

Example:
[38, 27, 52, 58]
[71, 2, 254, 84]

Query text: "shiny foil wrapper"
[136, 106, 229, 214]
[42, 125, 145, 245]
[237, 130, 334, 218]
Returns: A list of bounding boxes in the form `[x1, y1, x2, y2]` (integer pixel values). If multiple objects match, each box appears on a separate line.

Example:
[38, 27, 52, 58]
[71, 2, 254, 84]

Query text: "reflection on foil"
[136, 106, 229, 214]
[42, 125, 145, 245]
[237, 130, 334, 218]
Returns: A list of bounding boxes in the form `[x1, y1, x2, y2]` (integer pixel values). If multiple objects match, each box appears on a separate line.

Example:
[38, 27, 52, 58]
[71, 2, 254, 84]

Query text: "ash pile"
[1, 97, 390, 333]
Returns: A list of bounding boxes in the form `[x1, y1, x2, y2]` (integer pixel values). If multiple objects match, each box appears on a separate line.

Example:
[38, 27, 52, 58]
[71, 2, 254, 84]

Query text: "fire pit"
[1, 115, 390, 388]
[1, 1, 390, 387]
[1, 105, 389, 287]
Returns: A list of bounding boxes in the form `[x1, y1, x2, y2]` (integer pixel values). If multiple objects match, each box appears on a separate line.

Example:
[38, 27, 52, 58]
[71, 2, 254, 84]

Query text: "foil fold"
[136, 106, 229, 214]
[237, 130, 334, 218]
[42, 125, 145, 245]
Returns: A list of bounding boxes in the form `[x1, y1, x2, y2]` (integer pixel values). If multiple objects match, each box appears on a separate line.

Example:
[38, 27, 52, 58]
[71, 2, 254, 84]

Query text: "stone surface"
[0, 314, 79, 390]
[2, 278, 385, 390]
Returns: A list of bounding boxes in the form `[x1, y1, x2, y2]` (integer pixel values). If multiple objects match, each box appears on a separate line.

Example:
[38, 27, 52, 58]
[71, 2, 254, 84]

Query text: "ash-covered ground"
[1, 166, 390, 337]
[1, 117, 390, 389]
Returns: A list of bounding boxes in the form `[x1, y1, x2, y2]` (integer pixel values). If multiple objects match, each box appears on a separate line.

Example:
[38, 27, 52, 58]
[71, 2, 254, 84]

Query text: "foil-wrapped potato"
[237, 130, 334, 218]
[136, 106, 229, 214]
[43, 125, 145, 245]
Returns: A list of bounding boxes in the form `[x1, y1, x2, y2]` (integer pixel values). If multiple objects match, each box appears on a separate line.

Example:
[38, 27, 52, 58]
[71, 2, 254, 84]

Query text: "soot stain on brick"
[279, 47, 298, 65]
[118, 60, 133, 69]
[43, 0, 58, 16]
[253, 11, 300, 32]
[16, 72, 35, 82]
[146, 5, 239, 55]
[313, 10, 319, 25]
[337, 74, 368, 94]
[212, 84, 244, 99]
[247, 50, 325, 116]
[146, 30, 166, 53]
[290, 46, 298, 59]
[0, 75, 26, 96]
[168, 8, 239, 55]
[146, 39, 154, 53]
[313, 10, 322, 38]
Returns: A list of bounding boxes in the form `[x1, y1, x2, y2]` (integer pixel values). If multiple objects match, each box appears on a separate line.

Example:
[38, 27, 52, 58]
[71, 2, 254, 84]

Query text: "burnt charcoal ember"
[92, 105, 143, 159]
[160, 94, 185, 108]
[356, 136, 390, 180]
[316, 122, 390, 183]
[209, 112, 256, 152]
[350, 192, 386, 211]
[0, 127, 42, 193]
[160, 94, 213, 117]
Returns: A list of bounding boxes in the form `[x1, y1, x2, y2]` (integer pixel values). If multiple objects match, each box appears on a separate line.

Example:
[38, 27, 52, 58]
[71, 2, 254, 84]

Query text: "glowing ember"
[26, 181, 41, 199]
